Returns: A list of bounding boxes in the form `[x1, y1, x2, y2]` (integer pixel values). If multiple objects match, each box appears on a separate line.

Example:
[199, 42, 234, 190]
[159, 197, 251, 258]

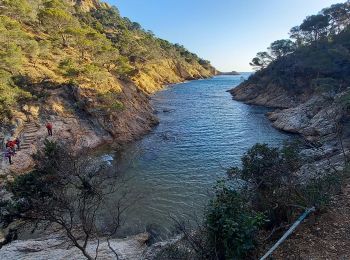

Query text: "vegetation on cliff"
[235, 1, 350, 109]
[0, 0, 215, 126]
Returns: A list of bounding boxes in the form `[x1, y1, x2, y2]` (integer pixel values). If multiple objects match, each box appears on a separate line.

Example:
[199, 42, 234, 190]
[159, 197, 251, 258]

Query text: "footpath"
[265, 175, 350, 259]
[0, 121, 41, 177]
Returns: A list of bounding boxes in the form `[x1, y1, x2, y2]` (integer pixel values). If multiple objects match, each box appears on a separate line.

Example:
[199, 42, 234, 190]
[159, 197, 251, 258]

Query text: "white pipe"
[260, 206, 315, 260]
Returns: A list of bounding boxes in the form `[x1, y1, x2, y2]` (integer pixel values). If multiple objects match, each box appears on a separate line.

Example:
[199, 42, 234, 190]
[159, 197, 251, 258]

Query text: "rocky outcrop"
[229, 81, 296, 108]
[68, 0, 110, 11]
[0, 233, 150, 260]
[72, 81, 159, 144]
[132, 59, 215, 93]
[266, 96, 341, 139]
[230, 79, 350, 178]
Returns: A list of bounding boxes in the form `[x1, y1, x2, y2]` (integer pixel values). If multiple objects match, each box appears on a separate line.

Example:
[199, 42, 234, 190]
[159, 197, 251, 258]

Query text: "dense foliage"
[205, 181, 265, 259]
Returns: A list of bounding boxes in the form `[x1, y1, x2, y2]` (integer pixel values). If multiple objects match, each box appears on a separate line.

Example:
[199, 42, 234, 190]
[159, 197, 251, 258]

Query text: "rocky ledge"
[229, 81, 297, 108]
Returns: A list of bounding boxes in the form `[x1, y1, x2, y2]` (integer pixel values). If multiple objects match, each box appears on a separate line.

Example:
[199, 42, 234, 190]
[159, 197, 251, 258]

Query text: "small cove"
[99, 74, 294, 236]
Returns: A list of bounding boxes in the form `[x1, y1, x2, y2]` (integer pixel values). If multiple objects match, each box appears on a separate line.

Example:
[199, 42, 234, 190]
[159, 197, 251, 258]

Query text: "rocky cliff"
[0, 0, 216, 175]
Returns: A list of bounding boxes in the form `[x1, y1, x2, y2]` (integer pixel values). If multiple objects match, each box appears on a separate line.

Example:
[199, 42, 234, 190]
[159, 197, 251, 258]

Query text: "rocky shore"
[230, 81, 350, 179]
[0, 232, 150, 259]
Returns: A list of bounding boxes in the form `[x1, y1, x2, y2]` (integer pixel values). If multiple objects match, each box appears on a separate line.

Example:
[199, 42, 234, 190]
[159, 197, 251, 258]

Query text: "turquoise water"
[103, 74, 292, 235]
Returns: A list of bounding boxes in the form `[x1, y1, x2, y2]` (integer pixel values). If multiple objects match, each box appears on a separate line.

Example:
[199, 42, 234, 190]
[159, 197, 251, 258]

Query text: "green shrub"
[111, 100, 124, 110]
[58, 58, 80, 77]
[228, 143, 304, 226]
[114, 56, 134, 79]
[311, 77, 339, 98]
[206, 181, 266, 259]
[96, 91, 124, 111]
[228, 142, 346, 228]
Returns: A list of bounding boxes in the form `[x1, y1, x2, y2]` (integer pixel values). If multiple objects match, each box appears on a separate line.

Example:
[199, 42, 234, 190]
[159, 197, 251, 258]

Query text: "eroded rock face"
[72, 81, 159, 145]
[68, 0, 110, 12]
[0, 80, 159, 176]
[266, 96, 341, 140]
[230, 82, 296, 108]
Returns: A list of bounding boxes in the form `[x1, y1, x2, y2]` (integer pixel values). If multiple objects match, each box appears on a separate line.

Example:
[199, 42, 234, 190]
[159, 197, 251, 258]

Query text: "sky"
[106, 0, 343, 72]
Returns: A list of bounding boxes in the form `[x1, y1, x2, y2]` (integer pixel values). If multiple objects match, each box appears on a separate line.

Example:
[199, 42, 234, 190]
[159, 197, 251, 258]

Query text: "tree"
[289, 26, 305, 47]
[69, 27, 118, 65]
[206, 181, 265, 259]
[2, 141, 138, 259]
[38, 7, 77, 47]
[322, 2, 350, 35]
[131, 21, 141, 31]
[42, 0, 68, 10]
[249, 51, 273, 70]
[0, 0, 34, 22]
[83, 63, 110, 86]
[268, 39, 297, 58]
[69, 27, 97, 60]
[0, 15, 41, 71]
[299, 14, 330, 42]
[0, 43, 23, 74]
[25, 40, 40, 66]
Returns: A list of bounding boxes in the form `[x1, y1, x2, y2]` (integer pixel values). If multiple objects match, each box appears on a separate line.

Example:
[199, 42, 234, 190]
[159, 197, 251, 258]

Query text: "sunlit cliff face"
[67, 0, 110, 12]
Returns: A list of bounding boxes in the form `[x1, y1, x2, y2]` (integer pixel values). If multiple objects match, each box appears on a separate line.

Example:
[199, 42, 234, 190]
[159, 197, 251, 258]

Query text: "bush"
[58, 58, 80, 77]
[96, 91, 124, 111]
[114, 56, 134, 79]
[205, 181, 266, 259]
[0, 140, 135, 258]
[228, 143, 305, 226]
[110, 100, 124, 110]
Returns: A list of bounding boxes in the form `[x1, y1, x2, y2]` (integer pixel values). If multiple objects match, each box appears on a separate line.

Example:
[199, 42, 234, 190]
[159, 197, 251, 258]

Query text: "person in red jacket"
[6, 140, 16, 153]
[46, 122, 53, 136]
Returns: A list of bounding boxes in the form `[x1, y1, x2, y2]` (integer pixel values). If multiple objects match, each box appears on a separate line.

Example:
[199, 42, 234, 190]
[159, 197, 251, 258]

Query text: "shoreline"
[229, 89, 349, 179]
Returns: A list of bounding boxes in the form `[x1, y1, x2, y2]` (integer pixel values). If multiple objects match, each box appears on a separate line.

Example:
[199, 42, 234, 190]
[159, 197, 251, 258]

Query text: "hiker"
[46, 122, 53, 136]
[6, 140, 16, 153]
[4, 148, 14, 165]
[15, 137, 21, 150]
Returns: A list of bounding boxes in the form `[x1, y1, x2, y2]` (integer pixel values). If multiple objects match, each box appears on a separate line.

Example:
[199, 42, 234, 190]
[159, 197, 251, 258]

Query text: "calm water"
[102, 74, 292, 235]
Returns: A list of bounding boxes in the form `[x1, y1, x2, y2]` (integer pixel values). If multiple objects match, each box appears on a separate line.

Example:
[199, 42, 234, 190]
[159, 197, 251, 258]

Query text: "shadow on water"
[99, 74, 294, 237]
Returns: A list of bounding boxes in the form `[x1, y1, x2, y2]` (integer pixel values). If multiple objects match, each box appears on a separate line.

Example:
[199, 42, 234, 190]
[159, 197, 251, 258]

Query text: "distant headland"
[217, 71, 240, 75]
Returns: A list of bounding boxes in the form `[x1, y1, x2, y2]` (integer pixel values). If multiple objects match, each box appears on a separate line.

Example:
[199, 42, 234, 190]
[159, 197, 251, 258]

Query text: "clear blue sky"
[106, 0, 343, 72]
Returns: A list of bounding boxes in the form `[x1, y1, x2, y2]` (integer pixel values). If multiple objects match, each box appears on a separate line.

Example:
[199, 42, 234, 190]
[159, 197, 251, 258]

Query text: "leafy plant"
[206, 181, 266, 259]
[58, 58, 80, 77]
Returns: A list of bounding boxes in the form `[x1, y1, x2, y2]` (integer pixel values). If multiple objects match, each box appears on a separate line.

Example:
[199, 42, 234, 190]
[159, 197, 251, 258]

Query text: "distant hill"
[217, 71, 240, 75]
